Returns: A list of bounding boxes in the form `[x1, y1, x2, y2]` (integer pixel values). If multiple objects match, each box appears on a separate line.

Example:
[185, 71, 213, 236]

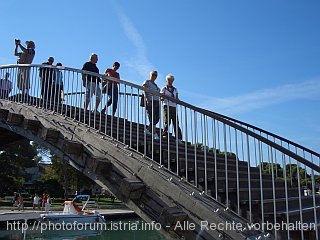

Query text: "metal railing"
[1, 64, 319, 239]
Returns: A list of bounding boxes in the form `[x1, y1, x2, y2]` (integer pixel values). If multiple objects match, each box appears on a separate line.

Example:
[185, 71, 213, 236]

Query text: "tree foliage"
[0, 140, 38, 194]
[0, 140, 94, 198]
[41, 154, 95, 198]
[258, 162, 318, 189]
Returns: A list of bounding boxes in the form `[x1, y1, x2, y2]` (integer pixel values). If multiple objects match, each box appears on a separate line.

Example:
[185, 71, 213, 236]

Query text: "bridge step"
[226, 187, 302, 200]
[243, 195, 320, 213]
[263, 206, 320, 227]
[197, 177, 287, 189]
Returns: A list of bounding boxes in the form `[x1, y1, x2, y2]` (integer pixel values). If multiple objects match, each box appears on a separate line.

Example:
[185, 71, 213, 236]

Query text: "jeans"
[106, 84, 118, 115]
[146, 100, 160, 132]
[162, 105, 182, 139]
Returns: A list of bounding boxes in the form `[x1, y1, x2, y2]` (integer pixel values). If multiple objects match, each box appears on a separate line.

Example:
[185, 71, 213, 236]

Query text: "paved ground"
[0, 208, 134, 214]
[0, 208, 137, 221]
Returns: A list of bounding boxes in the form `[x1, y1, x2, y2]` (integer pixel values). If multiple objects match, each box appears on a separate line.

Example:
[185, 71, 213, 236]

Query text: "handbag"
[140, 94, 145, 107]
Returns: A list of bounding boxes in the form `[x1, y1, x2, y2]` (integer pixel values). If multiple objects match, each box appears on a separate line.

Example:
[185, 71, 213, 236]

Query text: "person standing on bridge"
[142, 70, 160, 140]
[52, 62, 64, 104]
[82, 53, 101, 111]
[39, 57, 55, 102]
[14, 39, 35, 96]
[0, 72, 13, 99]
[160, 74, 183, 144]
[101, 61, 120, 116]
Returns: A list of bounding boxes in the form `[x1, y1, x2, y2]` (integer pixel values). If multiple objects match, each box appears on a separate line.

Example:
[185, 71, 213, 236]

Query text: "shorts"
[17, 67, 31, 90]
[85, 81, 101, 101]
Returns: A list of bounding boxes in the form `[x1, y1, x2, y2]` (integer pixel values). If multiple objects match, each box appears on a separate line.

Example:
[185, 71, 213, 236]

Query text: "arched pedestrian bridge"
[1, 64, 319, 240]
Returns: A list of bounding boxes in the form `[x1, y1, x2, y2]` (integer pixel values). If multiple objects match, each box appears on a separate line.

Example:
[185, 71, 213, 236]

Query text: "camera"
[15, 39, 20, 44]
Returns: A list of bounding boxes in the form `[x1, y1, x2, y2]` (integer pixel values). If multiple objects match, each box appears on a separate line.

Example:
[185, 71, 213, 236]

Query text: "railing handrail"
[2, 63, 320, 239]
[204, 109, 320, 158]
[1, 63, 319, 165]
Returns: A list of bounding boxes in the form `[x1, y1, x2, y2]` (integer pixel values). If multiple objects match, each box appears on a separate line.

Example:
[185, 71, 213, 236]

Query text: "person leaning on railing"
[39, 57, 55, 102]
[82, 53, 101, 111]
[160, 74, 183, 144]
[101, 61, 120, 116]
[142, 70, 160, 140]
[52, 62, 64, 104]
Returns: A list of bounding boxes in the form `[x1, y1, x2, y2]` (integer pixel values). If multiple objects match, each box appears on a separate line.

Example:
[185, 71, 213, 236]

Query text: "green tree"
[0, 140, 38, 195]
[41, 154, 94, 199]
[259, 162, 283, 178]
[285, 164, 313, 188]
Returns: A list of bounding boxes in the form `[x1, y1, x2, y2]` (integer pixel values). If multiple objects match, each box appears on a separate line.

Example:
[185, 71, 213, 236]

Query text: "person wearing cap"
[82, 53, 101, 111]
[101, 61, 120, 115]
[52, 62, 64, 104]
[160, 74, 183, 144]
[141, 70, 160, 140]
[39, 57, 55, 102]
[14, 39, 36, 95]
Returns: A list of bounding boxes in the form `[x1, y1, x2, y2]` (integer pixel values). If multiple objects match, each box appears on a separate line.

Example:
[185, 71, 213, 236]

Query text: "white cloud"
[199, 79, 320, 115]
[114, 6, 155, 81]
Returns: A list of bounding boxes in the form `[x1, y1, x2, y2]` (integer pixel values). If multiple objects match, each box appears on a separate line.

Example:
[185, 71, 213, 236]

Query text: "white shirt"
[33, 196, 40, 205]
[160, 86, 179, 107]
[142, 80, 160, 101]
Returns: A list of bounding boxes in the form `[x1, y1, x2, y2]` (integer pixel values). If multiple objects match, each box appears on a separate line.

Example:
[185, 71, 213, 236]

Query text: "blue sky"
[0, 0, 319, 153]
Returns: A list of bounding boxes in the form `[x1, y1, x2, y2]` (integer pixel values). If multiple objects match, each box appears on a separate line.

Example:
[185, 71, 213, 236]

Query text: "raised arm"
[14, 44, 20, 57]
[18, 43, 27, 53]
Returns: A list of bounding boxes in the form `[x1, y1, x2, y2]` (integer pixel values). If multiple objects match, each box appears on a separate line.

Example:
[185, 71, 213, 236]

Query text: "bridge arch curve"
[1, 100, 246, 240]
[1, 64, 319, 239]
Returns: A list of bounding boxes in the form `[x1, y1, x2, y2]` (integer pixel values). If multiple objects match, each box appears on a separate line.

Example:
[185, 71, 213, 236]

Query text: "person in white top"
[33, 193, 40, 210]
[160, 74, 182, 142]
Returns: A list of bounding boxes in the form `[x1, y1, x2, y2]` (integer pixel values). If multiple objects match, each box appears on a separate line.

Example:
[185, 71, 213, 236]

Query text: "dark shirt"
[39, 62, 55, 82]
[82, 61, 100, 83]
